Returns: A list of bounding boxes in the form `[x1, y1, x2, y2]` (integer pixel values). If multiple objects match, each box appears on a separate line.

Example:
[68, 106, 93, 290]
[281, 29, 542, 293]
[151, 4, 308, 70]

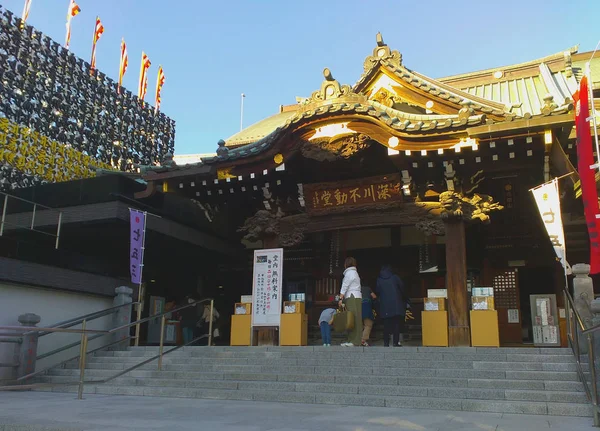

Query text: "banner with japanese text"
[252, 248, 283, 326]
[130, 209, 146, 284]
[531, 180, 568, 271]
[574, 75, 600, 274]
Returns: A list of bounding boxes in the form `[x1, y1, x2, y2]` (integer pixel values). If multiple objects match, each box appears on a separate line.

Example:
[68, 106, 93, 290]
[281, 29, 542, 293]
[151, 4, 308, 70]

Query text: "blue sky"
[3, 0, 600, 155]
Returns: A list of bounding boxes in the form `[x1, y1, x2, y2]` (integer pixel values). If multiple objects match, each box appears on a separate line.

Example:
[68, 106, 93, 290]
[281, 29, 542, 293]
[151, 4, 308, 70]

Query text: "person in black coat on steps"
[376, 265, 408, 347]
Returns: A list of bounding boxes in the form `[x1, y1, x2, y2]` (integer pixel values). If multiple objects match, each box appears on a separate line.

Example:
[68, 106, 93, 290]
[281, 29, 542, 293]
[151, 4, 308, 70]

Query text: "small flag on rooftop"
[154, 66, 165, 113]
[118, 38, 128, 94]
[90, 16, 104, 71]
[138, 52, 151, 101]
[64, 0, 81, 49]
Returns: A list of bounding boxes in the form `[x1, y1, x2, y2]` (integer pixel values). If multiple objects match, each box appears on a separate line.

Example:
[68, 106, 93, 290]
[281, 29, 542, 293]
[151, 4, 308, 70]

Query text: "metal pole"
[588, 333, 600, 426]
[240, 93, 245, 132]
[77, 320, 87, 400]
[135, 212, 148, 346]
[157, 315, 165, 370]
[30, 204, 36, 230]
[55, 212, 62, 249]
[208, 300, 214, 347]
[134, 283, 144, 347]
[0, 194, 8, 236]
[565, 294, 573, 350]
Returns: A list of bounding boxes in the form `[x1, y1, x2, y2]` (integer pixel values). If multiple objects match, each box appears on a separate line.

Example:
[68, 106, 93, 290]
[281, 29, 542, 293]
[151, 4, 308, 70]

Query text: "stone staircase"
[37, 346, 593, 417]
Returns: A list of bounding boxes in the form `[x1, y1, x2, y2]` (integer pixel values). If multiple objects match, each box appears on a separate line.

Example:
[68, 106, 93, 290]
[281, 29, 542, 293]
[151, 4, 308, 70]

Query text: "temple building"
[137, 34, 600, 347]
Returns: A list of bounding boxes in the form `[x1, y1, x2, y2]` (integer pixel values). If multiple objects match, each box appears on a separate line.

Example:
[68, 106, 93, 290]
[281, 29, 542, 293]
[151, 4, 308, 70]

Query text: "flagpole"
[528, 172, 576, 192]
[133, 210, 147, 347]
[129, 208, 161, 346]
[240, 93, 245, 132]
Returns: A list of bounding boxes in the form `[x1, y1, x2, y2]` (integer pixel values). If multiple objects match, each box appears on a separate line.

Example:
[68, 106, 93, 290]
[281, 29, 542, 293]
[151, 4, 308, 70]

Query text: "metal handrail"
[17, 336, 134, 382]
[564, 288, 600, 426]
[36, 333, 105, 361]
[0, 326, 110, 335]
[35, 302, 141, 337]
[0, 191, 57, 211]
[0, 297, 215, 399]
[109, 298, 213, 335]
[3, 334, 210, 391]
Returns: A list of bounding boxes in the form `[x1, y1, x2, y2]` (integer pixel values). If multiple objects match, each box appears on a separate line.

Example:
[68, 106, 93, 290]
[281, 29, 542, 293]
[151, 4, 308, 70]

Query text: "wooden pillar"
[444, 219, 471, 346]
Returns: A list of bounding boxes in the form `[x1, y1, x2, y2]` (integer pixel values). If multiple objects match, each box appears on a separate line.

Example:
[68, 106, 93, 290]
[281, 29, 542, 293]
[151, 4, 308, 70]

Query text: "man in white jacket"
[338, 257, 363, 346]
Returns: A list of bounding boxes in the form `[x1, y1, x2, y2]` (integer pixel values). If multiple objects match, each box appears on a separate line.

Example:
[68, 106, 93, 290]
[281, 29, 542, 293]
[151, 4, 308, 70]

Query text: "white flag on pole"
[531, 179, 570, 273]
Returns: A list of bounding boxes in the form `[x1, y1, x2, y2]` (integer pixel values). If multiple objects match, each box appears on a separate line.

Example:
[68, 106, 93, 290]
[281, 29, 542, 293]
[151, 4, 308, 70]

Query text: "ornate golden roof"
[223, 34, 579, 150]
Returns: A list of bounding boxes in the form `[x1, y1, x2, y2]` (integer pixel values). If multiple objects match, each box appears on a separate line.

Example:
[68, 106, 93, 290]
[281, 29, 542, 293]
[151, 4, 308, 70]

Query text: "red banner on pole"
[574, 75, 600, 274]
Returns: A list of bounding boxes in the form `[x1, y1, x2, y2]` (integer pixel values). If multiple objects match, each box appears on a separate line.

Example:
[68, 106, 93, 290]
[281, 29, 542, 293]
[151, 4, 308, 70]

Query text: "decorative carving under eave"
[438, 191, 504, 223]
[304, 68, 354, 104]
[415, 220, 446, 236]
[372, 88, 397, 107]
[238, 210, 306, 247]
[238, 210, 280, 243]
[363, 32, 402, 72]
[279, 225, 307, 247]
[301, 133, 371, 161]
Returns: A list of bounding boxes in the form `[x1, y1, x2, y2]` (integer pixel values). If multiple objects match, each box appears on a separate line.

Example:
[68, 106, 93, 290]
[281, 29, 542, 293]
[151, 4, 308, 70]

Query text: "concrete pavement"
[0, 392, 595, 431]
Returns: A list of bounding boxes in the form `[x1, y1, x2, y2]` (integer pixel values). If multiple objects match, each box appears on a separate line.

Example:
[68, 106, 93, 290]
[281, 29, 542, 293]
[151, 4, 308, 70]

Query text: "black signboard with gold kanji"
[304, 174, 402, 214]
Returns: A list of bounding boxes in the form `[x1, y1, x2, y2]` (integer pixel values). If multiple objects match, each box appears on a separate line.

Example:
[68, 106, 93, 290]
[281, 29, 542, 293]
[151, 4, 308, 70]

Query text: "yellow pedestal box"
[421, 310, 449, 347]
[280, 313, 308, 346]
[470, 310, 500, 347]
[230, 314, 251, 346]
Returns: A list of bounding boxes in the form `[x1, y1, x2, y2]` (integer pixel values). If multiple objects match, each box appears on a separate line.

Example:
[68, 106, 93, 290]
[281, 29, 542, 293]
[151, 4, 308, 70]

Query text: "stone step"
[46, 368, 584, 390]
[37, 375, 590, 404]
[93, 351, 577, 363]
[84, 356, 583, 372]
[61, 360, 584, 381]
[122, 346, 574, 355]
[33, 384, 593, 417]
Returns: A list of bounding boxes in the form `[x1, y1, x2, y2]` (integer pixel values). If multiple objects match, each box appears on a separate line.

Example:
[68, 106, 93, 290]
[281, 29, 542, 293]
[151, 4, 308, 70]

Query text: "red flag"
[118, 39, 128, 93]
[574, 74, 600, 273]
[90, 16, 104, 71]
[138, 52, 151, 101]
[65, 0, 81, 49]
[154, 66, 165, 113]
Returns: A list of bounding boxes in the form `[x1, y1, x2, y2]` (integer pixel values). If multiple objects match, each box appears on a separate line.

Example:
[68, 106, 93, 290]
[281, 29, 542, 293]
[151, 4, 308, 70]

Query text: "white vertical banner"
[252, 248, 283, 327]
[531, 179, 568, 271]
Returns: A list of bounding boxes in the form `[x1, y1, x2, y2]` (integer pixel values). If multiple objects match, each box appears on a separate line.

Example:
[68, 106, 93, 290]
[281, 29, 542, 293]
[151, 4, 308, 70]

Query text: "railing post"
[0, 194, 8, 236]
[55, 211, 62, 249]
[134, 283, 144, 347]
[208, 300, 214, 347]
[77, 320, 87, 400]
[112, 287, 133, 350]
[588, 333, 600, 426]
[565, 292, 572, 350]
[30, 204, 36, 230]
[15, 313, 41, 380]
[157, 315, 166, 370]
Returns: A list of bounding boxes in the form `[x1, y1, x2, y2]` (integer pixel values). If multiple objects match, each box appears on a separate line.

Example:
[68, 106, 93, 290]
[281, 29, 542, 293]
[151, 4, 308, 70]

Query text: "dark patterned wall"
[0, 5, 175, 190]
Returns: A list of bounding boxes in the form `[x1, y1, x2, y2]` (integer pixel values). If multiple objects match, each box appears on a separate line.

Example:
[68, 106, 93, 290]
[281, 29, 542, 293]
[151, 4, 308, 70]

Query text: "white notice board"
[252, 248, 283, 326]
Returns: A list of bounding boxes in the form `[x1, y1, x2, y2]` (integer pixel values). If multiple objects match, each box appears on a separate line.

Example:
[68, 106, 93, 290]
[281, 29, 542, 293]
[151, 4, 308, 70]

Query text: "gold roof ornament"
[304, 68, 356, 104]
[363, 32, 403, 72]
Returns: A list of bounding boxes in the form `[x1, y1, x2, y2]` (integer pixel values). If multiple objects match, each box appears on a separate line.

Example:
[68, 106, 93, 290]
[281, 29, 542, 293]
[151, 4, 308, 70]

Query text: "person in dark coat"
[376, 265, 408, 347]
